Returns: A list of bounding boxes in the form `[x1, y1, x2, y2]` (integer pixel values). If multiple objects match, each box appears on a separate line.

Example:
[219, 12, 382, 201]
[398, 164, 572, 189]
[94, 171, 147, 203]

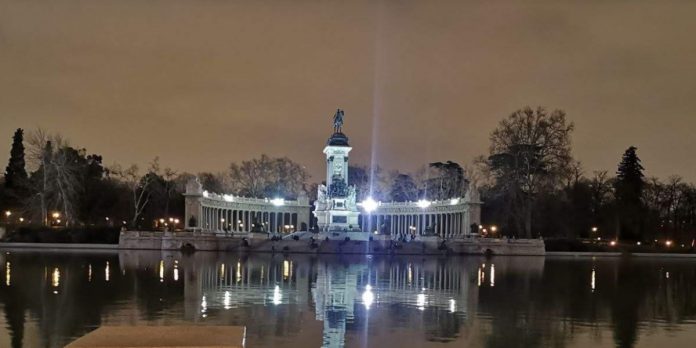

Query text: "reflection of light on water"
[220, 263, 225, 279]
[407, 264, 413, 284]
[591, 268, 596, 292]
[174, 265, 179, 282]
[236, 262, 241, 283]
[201, 295, 207, 314]
[449, 299, 456, 313]
[5, 262, 10, 286]
[105, 261, 110, 282]
[490, 264, 495, 287]
[52, 268, 60, 287]
[273, 285, 282, 305]
[477, 267, 484, 287]
[159, 260, 164, 282]
[417, 293, 426, 311]
[283, 260, 291, 280]
[362, 285, 374, 309]
[224, 290, 231, 309]
[666, 271, 670, 279]
[88, 264, 92, 282]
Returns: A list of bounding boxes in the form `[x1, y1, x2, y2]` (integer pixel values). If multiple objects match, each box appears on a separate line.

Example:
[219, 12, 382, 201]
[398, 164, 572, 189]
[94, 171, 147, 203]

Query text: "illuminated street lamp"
[51, 212, 60, 219]
[591, 226, 598, 233]
[490, 226, 498, 232]
[666, 240, 673, 247]
[4, 211, 11, 218]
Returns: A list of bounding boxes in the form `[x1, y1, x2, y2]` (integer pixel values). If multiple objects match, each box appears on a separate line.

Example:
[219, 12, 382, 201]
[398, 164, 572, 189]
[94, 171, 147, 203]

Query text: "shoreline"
[1, 242, 696, 258]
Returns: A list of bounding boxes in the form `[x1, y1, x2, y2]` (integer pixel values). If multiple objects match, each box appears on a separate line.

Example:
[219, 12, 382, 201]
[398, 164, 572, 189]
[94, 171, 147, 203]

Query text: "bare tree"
[228, 155, 309, 199]
[485, 106, 574, 237]
[25, 129, 80, 226]
[113, 158, 160, 228]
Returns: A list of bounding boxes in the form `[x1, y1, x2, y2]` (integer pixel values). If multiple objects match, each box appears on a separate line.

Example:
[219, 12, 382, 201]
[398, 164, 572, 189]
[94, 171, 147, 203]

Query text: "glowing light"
[5, 262, 10, 286]
[236, 262, 242, 282]
[105, 261, 110, 282]
[201, 295, 207, 313]
[610, 240, 617, 246]
[202, 191, 209, 198]
[159, 218, 165, 224]
[173, 265, 179, 282]
[220, 263, 225, 279]
[490, 264, 495, 287]
[224, 291, 231, 309]
[88, 264, 92, 282]
[220, 218, 225, 223]
[105, 217, 110, 221]
[223, 194, 234, 202]
[591, 268, 596, 292]
[477, 267, 482, 287]
[636, 241, 642, 245]
[491, 226, 498, 232]
[361, 197, 378, 212]
[407, 264, 413, 284]
[417, 293, 426, 310]
[416, 200, 431, 209]
[362, 284, 374, 309]
[666, 240, 673, 247]
[159, 260, 165, 282]
[18, 217, 24, 222]
[52, 268, 60, 287]
[449, 299, 456, 313]
[4, 211, 10, 217]
[271, 198, 285, 206]
[51, 212, 60, 219]
[666, 271, 670, 279]
[273, 285, 282, 305]
[591, 227, 598, 232]
[449, 198, 460, 205]
[56, 219, 61, 224]
[283, 260, 291, 280]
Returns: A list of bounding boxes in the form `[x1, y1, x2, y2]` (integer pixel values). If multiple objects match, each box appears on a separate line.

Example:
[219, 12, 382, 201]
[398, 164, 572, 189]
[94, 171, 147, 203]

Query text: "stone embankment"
[118, 231, 546, 256]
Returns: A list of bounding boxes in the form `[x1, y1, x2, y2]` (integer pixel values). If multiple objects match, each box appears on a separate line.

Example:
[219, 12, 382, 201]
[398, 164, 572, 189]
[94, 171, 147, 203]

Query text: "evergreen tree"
[4, 128, 28, 190]
[614, 146, 645, 240]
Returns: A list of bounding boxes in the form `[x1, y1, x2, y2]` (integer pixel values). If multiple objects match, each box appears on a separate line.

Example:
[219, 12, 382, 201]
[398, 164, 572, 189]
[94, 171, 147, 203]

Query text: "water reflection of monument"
[147, 252, 484, 348]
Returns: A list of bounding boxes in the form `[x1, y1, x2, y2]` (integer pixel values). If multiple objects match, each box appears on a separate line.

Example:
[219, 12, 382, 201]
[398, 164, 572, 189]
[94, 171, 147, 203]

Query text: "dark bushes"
[3, 226, 120, 244]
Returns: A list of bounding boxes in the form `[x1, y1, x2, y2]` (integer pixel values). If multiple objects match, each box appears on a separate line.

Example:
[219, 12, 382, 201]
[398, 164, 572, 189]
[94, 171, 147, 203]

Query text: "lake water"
[0, 250, 695, 348]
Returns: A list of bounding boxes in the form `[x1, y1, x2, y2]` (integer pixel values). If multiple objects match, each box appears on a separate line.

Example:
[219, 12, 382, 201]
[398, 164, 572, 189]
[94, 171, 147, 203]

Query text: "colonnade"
[357, 212, 470, 238]
[199, 207, 303, 234]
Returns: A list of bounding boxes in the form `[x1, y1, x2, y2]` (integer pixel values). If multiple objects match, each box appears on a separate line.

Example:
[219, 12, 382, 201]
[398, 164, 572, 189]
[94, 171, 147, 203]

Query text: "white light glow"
[490, 264, 495, 287]
[224, 291, 231, 309]
[201, 295, 207, 313]
[591, 268, 596, 292]
[362, 284, 374, 309]
[271, 198, 285, 206]
[159, 260, 165, 282]
[202, 191, 209, 198]
[105, 261, 110, 282]
[5, 262, 10, 287]
[52, 268, 60, 288]
[223, 194, 234, 202]
[273, 285, 282, 305]
[449, 299, 456, 313]
[450, 198, 460, 205]
[417, 293, 426, 310]
[361, 198, 378, 212]
[417, 199, 431, 209]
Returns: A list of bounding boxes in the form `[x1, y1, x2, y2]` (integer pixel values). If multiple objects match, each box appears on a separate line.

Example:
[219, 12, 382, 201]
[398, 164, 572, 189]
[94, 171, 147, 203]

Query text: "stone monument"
[314, 109, 361, 235]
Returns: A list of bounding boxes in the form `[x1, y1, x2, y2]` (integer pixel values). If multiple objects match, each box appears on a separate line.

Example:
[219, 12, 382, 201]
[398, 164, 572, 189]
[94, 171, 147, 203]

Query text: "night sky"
[1, 1, 695, 181]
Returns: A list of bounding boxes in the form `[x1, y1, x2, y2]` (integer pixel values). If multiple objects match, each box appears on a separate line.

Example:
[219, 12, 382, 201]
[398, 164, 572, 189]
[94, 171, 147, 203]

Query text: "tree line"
[2, 106, 695, 243]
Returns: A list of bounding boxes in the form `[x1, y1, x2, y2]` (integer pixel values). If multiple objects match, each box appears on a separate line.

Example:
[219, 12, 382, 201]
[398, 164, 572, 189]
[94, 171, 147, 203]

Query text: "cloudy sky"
[1, 0, 695, 181]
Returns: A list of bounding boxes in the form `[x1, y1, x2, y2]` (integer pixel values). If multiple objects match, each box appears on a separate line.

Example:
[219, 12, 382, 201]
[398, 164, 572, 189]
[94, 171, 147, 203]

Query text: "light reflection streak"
[88, 264, 92, 282]
[449, 299, 456, 313]
[174, 264, 179, 282]
[201, 295, 207, 314]
[417, 293, 426, 311]
[490, 264, 495, 287]
[236, 262, 242, 283]
[5, 262, 10, 286]
[105, 261, 110, 282]
[273, 285, 281, 305]
[159, 260, 165, 282]
[362, 284, 374, 309]
[224, 290, 231, 309]
[52, 268, 60, 288]
[591, 268, 596, 292]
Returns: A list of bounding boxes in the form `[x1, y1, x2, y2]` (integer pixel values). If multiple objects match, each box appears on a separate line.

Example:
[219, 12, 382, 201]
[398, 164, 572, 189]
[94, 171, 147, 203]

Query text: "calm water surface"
[0, 250, 695, 348]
